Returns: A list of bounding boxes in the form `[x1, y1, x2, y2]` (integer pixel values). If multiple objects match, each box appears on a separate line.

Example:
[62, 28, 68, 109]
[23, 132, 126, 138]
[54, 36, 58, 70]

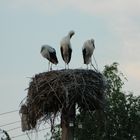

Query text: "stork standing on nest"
[60, 30, 75, 69]
[40, 45, 58, 71]
[82, 39, 96, 69]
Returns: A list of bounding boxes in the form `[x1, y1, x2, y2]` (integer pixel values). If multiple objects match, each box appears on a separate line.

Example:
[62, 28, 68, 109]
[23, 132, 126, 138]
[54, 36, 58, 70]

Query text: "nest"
[20, 69, 106, 131]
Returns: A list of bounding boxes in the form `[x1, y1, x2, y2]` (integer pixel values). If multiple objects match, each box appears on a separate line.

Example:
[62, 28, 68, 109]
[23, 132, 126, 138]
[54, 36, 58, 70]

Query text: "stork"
[82, 39, 95, 69]
[40, 45, 58, 71]
[60, 30, 75, 69]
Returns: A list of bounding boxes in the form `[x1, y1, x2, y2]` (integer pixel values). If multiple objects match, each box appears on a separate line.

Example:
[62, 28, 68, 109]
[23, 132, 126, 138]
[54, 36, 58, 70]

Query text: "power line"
[11, 127, 51, 139]
[0, 110, 18, 116]
[0, 109, 52, 139]
[0, 121, 20, 127]
[11, 133, 26, 139]
[7, 126, 21, 132]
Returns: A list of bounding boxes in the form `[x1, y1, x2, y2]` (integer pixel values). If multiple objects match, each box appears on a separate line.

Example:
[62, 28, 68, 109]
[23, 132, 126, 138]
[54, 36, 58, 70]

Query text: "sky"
[0, 0, 140, 139]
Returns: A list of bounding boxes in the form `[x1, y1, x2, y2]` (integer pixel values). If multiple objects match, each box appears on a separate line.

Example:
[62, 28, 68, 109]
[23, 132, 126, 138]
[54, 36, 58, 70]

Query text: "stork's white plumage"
[60, 30, 75, 69]
[82, 39, 95, 69]
[40, 45, 58, 71]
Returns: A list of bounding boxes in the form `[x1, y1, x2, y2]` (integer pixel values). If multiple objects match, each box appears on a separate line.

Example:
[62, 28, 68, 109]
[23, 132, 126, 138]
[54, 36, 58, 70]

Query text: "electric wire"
[7, 126, 21, 132]
[0, 110, 18, 116]
[10, 127, 51, 139]
[0, 121, 20, 127]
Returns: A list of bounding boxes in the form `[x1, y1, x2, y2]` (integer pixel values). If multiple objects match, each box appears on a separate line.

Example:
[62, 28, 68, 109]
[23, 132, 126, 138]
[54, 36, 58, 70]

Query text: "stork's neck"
[41, 46, 45, 52]
[69, 33, 74, 39]
[68, 31, 75, 39]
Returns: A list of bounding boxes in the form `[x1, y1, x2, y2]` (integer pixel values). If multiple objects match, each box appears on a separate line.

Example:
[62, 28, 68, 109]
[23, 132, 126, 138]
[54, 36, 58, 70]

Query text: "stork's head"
[68, 30, 75, 38]
[90, 39, 95, 48]
[40, 46, 45, 53]
[90, 39, 94, 44]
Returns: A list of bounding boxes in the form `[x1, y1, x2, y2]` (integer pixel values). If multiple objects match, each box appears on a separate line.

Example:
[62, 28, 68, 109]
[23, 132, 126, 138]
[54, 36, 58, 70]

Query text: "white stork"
[82, 39, 95, 69]
[60, 30, 75, 69]
[40, 45, 58, 71]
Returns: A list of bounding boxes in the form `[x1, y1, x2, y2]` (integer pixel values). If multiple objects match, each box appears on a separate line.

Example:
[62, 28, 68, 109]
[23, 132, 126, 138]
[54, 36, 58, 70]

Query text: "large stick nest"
[20, 69, 106, 130]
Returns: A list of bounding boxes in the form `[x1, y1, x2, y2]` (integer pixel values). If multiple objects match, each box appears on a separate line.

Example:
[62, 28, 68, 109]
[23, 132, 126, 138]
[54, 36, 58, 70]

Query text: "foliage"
[104, 63, 140, 140]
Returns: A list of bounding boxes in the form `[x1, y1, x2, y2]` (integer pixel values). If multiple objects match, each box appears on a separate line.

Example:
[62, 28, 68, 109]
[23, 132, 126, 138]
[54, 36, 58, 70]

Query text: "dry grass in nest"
[20, 69, 106, 131]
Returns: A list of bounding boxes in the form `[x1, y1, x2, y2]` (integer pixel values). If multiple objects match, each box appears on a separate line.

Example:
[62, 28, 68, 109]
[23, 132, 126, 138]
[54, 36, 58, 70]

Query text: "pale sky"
[0, 0, 140, 139]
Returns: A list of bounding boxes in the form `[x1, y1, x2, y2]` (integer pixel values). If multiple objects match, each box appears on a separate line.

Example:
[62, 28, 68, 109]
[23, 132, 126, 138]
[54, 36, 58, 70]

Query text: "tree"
[103, 62, 140, 140]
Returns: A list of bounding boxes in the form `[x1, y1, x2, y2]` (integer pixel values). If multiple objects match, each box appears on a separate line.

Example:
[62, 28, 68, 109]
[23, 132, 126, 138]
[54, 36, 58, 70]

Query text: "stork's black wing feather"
[60, 46, 65, 61]
[67, 47, 72, 64]
[82, 48, 86, 64]
[49, 51, 58, 64]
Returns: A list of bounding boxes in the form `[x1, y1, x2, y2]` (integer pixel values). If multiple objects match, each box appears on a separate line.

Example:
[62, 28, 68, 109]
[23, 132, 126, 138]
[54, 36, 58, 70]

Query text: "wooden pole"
[68, 124, 74, 140]
[61, 122, 68, 140]
[61, 104, 75, 140]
